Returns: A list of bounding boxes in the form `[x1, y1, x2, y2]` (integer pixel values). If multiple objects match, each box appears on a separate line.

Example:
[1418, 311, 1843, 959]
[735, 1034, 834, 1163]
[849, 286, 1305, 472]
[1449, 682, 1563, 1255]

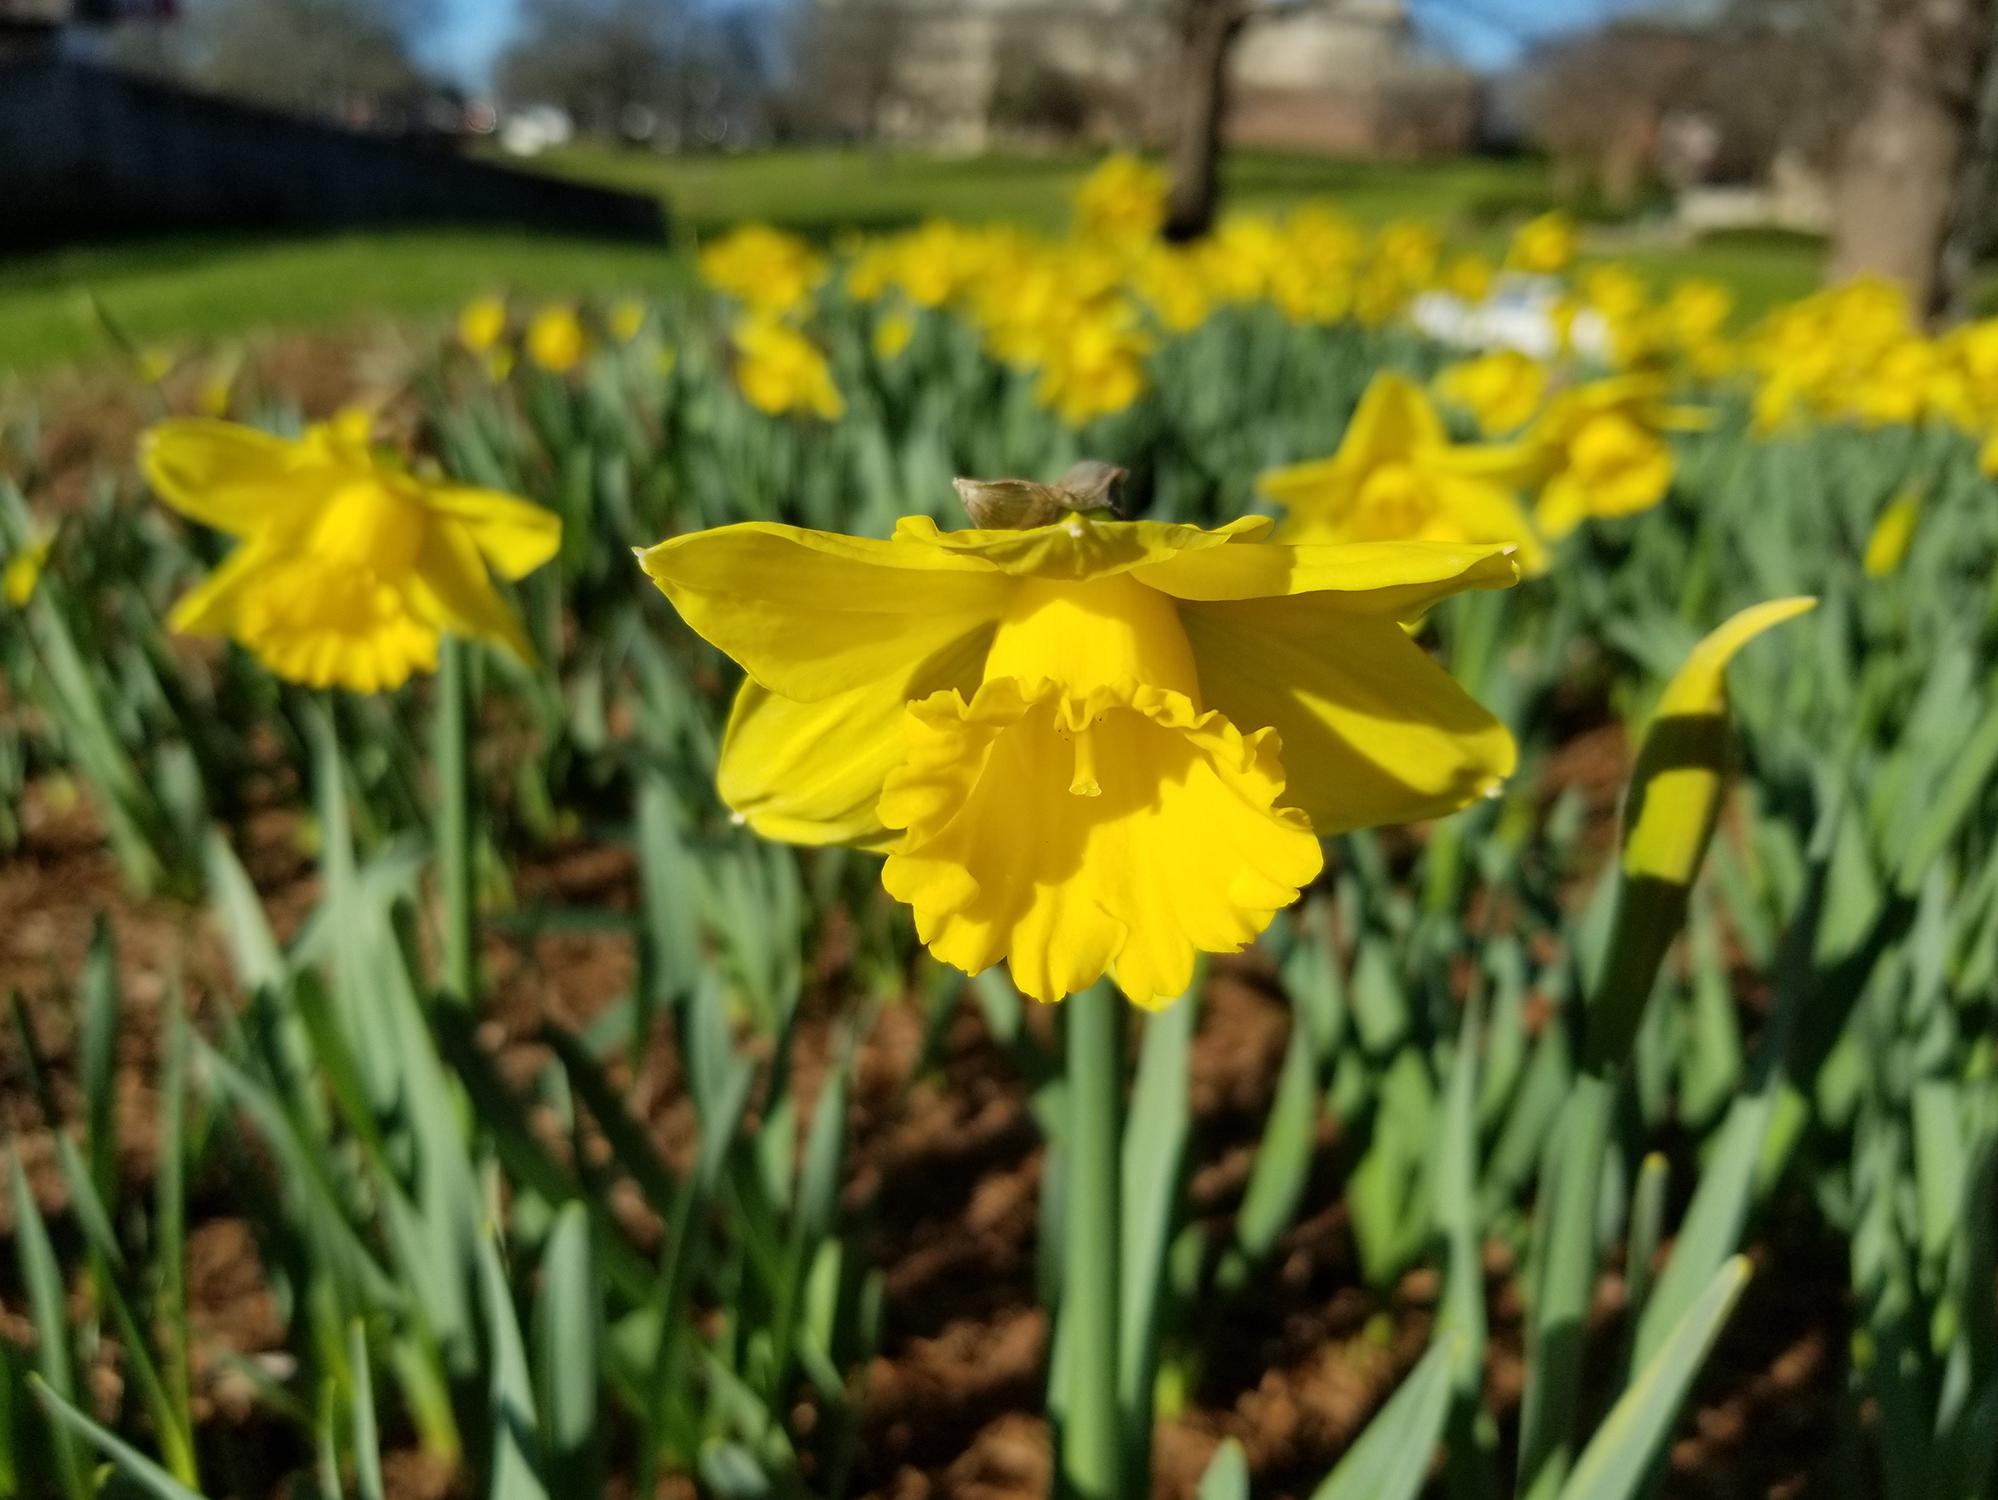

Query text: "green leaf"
[1518, 1072, 1614, 1500]
[10, 1156, 88, 1500]
[1197, 1437, 1250, 1500]
[79, 917, 119, 1208]
[1235, 1011, 1320, 1264]
[30, 1377, 211, 1500]
[1120, 990, 1196, 1496]
[477, 1232, 550, 1500]
[1556, 1257, 1751, 1500]
[535, 1204, 602, 1500]
[349, 1321, 385, 1500]
[1310, 1335, 1456, 1500]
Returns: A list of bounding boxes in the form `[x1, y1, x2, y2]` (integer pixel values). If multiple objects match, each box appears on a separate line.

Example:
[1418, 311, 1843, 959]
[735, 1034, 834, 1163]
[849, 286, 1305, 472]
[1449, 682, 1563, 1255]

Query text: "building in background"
[797, 0, 1476, 155]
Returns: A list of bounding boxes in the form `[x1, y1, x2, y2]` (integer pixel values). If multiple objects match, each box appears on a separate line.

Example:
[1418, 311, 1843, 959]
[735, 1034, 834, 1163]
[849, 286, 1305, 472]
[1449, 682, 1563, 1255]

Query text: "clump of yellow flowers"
[699, 224, 828, 319]
[142, 412, 560, 693]
[1073, 153, 1169, 244]
[640, 473, 1517, 1007]
[732, 317, 845, 420]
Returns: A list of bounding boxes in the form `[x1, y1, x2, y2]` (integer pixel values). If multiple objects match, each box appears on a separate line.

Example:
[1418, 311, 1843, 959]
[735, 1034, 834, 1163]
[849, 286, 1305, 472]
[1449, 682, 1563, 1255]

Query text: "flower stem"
[436, 638, 475, 1004]
[1060, 983, 1124, 1500]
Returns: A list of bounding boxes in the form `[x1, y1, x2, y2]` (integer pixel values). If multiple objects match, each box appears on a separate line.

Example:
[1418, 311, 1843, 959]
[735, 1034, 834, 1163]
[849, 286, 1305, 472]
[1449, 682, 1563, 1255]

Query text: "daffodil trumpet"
[640, 479, 1520, 1008]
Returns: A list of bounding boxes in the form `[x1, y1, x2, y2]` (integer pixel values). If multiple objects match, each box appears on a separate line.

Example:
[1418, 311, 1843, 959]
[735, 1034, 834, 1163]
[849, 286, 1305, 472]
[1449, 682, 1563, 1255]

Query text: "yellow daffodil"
[1741, 278, 1918, 430]
[732, 317, 844, 420]
[197, 361, 238, 419]
[1658, 280, 1732, 372]
[1525, 376, 1707, 540]
[1074, 154, 1168, 244]
[1134, 246, 1215, 333]
[1863, 488, 1922, 577]
[1034, 308, 1151, 426]
[141, 413, 560, 693]
[4, 532, 53, 608]
[1262, 372, 1546, 573]
[1508, 211, 1577, 275]
[1435, 350, 1548, 436]
[1442, 253, 1494, 302]
[699, 224, 828, 317]
[137, 346, 177, 385]
[458, 295, 509, 355]
[638, 508, 1517, 1006]
[873, 311, 915, 361]
[609, 298, 649, 344]
[527, 305, 587, 374]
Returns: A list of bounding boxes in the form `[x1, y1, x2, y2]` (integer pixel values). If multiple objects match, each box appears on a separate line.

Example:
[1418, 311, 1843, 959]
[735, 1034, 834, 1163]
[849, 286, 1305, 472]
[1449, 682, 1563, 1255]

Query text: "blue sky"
[421, 0, 1647, 87]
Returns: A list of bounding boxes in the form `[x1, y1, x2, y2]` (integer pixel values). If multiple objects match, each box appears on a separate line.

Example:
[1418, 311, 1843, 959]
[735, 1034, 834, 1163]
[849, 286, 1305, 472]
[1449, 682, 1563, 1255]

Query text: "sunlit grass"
[0, 148, 1825, 373]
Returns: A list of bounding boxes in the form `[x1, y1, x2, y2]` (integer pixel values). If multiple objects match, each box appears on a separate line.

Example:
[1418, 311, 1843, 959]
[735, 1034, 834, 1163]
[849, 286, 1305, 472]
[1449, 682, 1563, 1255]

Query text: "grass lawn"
[0, 147, 1822, 374]
[539, 144, 1548, 236]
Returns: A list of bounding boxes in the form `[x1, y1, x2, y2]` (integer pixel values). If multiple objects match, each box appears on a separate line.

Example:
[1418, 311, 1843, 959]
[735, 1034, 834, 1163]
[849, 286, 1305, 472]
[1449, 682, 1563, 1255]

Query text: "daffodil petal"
[880, 679, 1322, 1008]
[142, 420, 317, 536]
[1429, 475, 1549, 574]
[1180, 602, 1516, 833]
[1258, 455, 1350, 512]
[167, 535, 280, 635]
[892, 512, 1270, 579]
[1132, 538, 1518, 616]
[1334, 371, 1448, 469]
[638, 521, 1013, 699]
[718, 625, 992, 848]
[408, 518, 535, 664]
[423, 487, 562, 579]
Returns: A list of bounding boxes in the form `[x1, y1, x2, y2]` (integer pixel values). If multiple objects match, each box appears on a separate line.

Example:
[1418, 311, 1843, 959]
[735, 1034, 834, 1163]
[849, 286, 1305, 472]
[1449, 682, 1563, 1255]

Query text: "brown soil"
[0, 778, 1845, 1500]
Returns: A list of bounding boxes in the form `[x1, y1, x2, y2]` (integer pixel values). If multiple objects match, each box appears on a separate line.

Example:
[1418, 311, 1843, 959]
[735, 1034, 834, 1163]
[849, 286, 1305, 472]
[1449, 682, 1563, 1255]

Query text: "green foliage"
[1, 219, 1993, 1500]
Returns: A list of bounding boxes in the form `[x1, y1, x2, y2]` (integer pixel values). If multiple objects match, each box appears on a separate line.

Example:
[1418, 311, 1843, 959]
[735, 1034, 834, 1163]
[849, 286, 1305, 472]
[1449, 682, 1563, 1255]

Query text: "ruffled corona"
[880, 680, 1322, 1007]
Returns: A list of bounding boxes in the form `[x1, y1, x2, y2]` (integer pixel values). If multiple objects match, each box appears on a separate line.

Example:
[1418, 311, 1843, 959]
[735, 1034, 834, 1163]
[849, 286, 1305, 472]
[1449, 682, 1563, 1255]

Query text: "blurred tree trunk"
[1827, 0, 1992, 317]
[1938, 12, 1998, 319]
[1164, 0, 1249, 242]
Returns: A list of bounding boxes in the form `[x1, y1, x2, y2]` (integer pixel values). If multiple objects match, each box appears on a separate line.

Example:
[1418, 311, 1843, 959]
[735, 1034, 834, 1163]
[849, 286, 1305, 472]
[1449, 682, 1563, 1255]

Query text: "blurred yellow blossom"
[458, 295, 508, 355]
[141, 412, 560, 693]
[1262, 371, 1546, 572]
[638, 508, 1517, 1005]
[4, 532, 53, 608]
[197, 359, 239, 419]
[1508, 211, 1578, 274]
[1034, 308, 1152, 426]
[873, 311, 915, 361]
[700, 224, 828, 317]
[1442, 253, 1494, 302]
[733, 317, 844, 420]
[1863, 489, 1922, 577]
[1527, 376, 1707, 539]
[1074, 154, 1169, 244]
[609, 298, 648, 344]
[137, 346, 177, 385]
[527, 305, 586, 374]
[1435, 351, 1548, 436]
